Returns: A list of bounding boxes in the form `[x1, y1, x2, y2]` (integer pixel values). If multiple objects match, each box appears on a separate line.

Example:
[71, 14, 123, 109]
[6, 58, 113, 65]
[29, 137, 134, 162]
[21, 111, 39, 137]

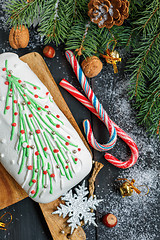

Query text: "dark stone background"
[0, 2, 159, 240]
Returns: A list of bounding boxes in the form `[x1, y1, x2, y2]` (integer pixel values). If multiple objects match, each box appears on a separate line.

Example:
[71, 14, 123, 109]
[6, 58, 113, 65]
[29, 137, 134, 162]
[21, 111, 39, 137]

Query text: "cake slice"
[0, 53, 92, 203]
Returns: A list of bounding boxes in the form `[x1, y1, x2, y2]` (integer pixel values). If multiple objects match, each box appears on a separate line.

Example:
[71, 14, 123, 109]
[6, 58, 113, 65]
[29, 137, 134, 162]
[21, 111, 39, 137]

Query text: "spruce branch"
[72, 0, 89, 20]
[75, 21, 91, 56]
[5, 0, 160, 138]
[136, 77, 160, 137]
[129, 32, 160, 99]
[142, 6, 159, 29]
[66, 20, 102, 57]
[132, 0, 160, 37]
[128, 0, 160, 99]
[5, 0, 44, 27]
[39, 0, 75, 45]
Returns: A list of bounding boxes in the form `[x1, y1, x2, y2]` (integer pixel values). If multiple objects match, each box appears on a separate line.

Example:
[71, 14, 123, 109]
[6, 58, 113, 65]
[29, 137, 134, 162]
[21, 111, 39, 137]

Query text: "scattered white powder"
[83, 49, 160, 240]
[54, 0, 60, 20]
[96, 163, 159, 240]
[0, 1, 44, 51]
[0, 3, 159, 239]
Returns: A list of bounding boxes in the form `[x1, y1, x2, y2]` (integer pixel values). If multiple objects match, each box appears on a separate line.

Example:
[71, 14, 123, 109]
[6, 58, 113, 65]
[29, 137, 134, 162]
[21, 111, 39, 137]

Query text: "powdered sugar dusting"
[96, 162, 159, 240]
[90, 49, 160, 240]
[0, 3, 159, 238]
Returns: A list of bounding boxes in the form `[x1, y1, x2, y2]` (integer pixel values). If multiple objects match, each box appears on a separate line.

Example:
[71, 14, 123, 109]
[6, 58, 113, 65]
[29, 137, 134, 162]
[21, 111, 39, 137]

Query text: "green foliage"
[66, 20, 103, 57]
[137, 71, 160, 137]
[39, 0, 75, 45]
[6, 0, 45, 28]
[128, 0, 160, 137]
[72, 0, 90, 20]
[5, 0, 160, 138]
[129, 0, 153, 19]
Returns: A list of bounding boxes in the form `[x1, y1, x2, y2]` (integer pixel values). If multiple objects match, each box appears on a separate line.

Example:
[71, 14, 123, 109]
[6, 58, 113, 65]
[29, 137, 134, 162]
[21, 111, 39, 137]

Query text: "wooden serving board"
[0, 52, 92, 240]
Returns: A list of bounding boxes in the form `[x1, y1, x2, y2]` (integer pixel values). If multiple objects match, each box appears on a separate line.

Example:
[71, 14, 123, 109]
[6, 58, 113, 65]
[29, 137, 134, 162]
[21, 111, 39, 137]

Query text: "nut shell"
[81, 56, 103, 78]
[102, 213, 117, 228]
[43, 46, 55, 58]
[9, 25, 29, 49]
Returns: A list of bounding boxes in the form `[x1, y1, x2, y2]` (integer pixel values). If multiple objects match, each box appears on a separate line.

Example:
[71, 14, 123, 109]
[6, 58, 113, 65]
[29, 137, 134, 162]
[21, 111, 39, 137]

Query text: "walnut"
[81, 56, 103, 78]
[9, 25, 29, 49]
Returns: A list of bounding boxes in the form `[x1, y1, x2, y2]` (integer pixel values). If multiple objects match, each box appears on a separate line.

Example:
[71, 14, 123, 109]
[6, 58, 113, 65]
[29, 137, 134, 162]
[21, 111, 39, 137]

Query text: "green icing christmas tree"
[3, 60, 81, 198]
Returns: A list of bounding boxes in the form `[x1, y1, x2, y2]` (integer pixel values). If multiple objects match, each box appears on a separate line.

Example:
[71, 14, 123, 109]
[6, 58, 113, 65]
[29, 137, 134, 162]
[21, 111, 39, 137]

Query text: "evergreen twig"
[5, 0, 160, 138]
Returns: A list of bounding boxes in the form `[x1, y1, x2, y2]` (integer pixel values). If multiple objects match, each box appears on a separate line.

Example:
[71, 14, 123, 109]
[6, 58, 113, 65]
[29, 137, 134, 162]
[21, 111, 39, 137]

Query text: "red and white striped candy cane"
[65, 50, 117, 152]
[59, 79, 139, 169]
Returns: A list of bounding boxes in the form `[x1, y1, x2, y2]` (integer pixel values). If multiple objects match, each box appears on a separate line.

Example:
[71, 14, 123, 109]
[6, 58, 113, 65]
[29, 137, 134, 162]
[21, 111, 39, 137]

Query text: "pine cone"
[88, 0, 129, 29]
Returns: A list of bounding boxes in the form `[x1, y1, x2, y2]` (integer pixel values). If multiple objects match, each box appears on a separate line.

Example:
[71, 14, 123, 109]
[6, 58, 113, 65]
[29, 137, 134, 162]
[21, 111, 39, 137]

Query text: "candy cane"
[59, 79, 139, 168]
[65, 50, 117, 151]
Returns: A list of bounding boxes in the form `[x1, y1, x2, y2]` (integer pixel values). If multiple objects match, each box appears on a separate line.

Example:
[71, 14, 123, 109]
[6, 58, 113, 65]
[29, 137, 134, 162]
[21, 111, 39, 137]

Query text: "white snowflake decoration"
[52, 181, 103, 234]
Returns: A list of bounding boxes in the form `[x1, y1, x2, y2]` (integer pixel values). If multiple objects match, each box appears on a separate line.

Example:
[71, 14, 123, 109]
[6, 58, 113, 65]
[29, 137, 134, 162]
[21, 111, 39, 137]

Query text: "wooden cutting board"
[0, 52, 92, 240]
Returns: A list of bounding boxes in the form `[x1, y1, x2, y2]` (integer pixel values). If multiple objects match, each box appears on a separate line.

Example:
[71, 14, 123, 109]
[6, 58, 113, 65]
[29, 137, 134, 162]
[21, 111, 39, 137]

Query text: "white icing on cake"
[0, 52, 92, 203]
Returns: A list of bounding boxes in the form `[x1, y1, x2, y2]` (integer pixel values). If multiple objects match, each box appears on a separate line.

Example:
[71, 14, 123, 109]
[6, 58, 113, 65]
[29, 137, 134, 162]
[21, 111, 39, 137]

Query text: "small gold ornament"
[117, 178, 149, 198]
[101, 40, 121, 73]
[0, 212, 12, 231]
[110, 50, 120, 59]
[120, 181, 134, 197]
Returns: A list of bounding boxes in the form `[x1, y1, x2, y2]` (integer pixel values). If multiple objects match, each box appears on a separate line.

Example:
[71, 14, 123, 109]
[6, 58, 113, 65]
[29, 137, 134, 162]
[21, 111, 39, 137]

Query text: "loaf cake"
[0, 53, 92, 203]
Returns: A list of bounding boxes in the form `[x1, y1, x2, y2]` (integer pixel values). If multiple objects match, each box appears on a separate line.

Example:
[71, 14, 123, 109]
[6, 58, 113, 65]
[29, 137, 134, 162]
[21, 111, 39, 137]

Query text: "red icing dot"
[5, 81, 9, 85]
[34, 86, 37, 90]
[34, 94, 38, 98]
[27, 101, 31, 105]
[14, 112, 18, 116]
[43, 170, 47, 175]
[35, 151, 39, 156]
[31, 190, 35, 194]
[78, 148, 81, 152]
[37, 107, 41, 111]
[2, 68, 6, 71]
[65, 166, 69, 169]
[10, 89, 12, 92]
[32, 179, 36, 183]
[8, 74, 11, 77]
[20, 130, 25, 134]
[67, 136, 70, 139]
[65, 142, 69, 146]
[29, 114, 33, 118]
[36, 129, 41, 134]
[27, 145, 30, 148]
[6, 106, 10, 110]
[23, 94, 26, 97]
[12, 123, 17, 127]
[46, 92, 49, 95]
[45, 105, 49, 109]
[56, 124, 60, 128]
[50, 173, 55, 178]
[53, 149, 59, 153]
[56, 115, 60, 118]
[75, 158, 78, 162]
[27, 165, 33, 170]
[44, 147, 48, 152]
[18, 80, 22, 83]
[13, 100, 17, 104]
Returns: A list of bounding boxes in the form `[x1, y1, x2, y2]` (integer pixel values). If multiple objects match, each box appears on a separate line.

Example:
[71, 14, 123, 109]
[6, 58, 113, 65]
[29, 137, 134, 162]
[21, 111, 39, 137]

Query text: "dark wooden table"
[0, 3, 159, 240]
